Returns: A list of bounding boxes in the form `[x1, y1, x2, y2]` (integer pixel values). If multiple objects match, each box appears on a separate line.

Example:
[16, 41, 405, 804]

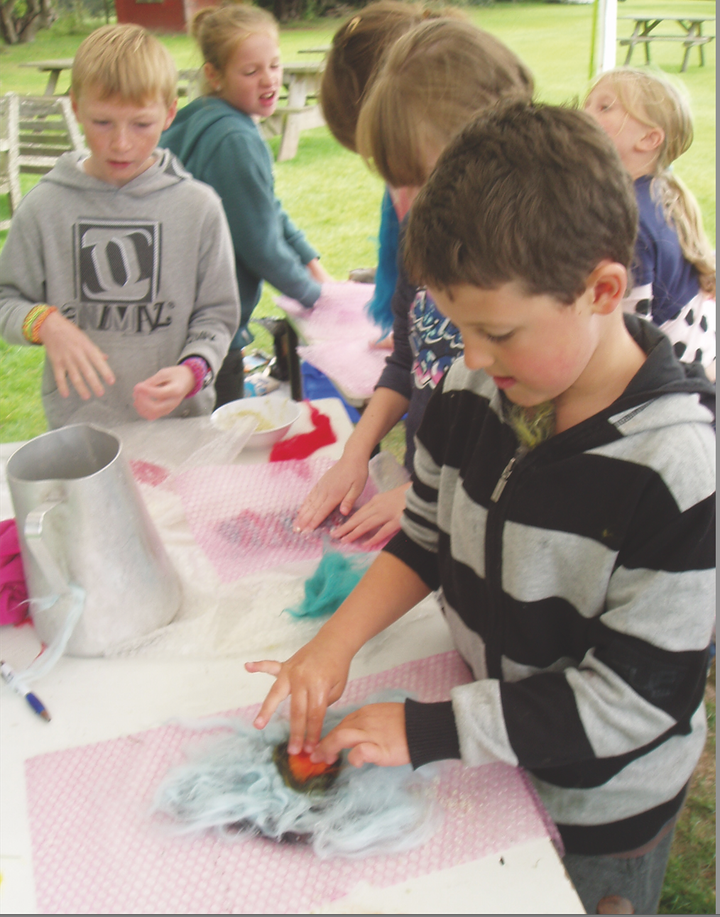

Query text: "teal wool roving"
[285, 550, 374, 619]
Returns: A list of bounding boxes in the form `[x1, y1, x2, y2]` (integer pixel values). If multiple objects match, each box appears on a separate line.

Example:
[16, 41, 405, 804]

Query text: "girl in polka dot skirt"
[585, 67, 716, 381]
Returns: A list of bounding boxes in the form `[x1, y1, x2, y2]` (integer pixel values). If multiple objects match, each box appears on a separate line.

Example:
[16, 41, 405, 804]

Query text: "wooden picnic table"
[618, 13, 715, 71]
[298, 45, 331, 55]
[260, 59, 326, 161]
[19, 58, 74, 96]
[18, 58, 326, 161]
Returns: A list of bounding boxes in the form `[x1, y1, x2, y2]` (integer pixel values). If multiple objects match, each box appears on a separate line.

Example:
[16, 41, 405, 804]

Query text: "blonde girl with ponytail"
[585, 67, 715, 379]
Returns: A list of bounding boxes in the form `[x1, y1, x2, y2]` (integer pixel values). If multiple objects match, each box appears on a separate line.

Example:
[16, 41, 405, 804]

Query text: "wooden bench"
[1, 93, 86, 230]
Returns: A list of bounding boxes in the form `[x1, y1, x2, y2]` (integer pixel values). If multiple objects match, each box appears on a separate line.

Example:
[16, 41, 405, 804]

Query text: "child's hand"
[294, 455, 369, 533]
[311, 703, 410, 768]
[331, 483, 410, 548]
[246, 632, 354, 754]
[133, 365, 195, 421]
[370, 333, 394, 351]
[307, 257, 334, 284]
[38, 310, 115, 400]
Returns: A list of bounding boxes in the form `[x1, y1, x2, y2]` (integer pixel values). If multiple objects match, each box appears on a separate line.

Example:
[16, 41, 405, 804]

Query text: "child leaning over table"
[296, 18, 534, 546]
[247, 102, 716, 915]
[161, 4, 332, 407]
[0, 25, 239, 430]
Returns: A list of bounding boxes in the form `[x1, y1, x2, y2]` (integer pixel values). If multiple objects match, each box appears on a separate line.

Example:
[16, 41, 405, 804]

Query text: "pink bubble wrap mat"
[278, 282, 389, 401]
[171, 457, 376, 582]
[25, 651, 561, 915]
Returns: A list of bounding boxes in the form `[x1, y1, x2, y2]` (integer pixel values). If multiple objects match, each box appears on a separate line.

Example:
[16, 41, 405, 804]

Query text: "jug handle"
[24, 501, 69, 596]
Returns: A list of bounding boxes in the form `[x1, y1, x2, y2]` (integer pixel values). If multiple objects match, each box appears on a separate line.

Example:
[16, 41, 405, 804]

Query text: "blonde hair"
[320, 1, 458, 152]
[589, 67, 715, 294]
[72, 24, 177, 107]
[356, 18, 534, 187]
[191, 4, 279, 97]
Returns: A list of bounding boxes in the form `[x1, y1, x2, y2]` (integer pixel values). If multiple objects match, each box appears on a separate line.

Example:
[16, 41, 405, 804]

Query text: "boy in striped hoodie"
[249, 101, 715, 914]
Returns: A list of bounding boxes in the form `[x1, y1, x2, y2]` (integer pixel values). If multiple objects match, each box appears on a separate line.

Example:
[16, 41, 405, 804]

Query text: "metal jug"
[7, 423, 181, 657]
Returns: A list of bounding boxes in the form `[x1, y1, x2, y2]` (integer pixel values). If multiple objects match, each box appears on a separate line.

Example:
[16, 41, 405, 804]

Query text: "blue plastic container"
[300, 362, 361, 423]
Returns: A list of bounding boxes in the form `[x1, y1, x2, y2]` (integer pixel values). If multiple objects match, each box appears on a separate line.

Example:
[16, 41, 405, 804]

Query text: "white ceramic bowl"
[211, 394, 302, 449]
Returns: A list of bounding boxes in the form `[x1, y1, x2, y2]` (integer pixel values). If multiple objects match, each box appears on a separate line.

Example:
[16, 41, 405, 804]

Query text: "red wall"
[115, 0, 217, 33]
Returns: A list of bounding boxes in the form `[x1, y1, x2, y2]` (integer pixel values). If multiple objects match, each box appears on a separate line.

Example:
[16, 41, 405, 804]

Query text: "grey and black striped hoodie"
[386, 315, 715, 856]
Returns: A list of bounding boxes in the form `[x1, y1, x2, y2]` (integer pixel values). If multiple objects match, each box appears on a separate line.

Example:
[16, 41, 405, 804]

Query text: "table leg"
[624, 23, 642, 65]
[278, 320, 303, 401]
[681, 43, 692, 71]
[44, 70, 60, 96]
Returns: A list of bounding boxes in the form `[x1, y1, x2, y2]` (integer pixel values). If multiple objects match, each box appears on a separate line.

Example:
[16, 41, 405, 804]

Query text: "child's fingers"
[334, 502, 389, 540]
[92, 351, 115, 386]
[295, 493, 335, 533]
[360, 518, 402, 549]
[301, 687, 333, 753]
[287, 689, 310, 755]
[66, 358, 105, 400]
[338, 482, 366, 516]
[313, 726, 382, 767]
[312, 703, 410, 768]
[52, 362, 71, 398]
[245, 659, 282, 676]
[347, 742, 383, 768]
[245, 661, 288, 730]
[311, 722, 358, 764]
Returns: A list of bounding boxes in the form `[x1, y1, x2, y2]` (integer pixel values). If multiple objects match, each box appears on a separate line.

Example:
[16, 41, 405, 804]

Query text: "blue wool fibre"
[152, 692, 441, 859]
[285, 550, 374, 619]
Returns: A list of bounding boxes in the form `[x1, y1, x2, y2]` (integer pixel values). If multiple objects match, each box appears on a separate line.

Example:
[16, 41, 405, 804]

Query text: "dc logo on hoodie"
[75, 219, 160, 303]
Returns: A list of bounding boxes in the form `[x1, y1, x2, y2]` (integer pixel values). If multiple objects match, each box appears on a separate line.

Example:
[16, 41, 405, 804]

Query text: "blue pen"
[1, 660, 51, 722]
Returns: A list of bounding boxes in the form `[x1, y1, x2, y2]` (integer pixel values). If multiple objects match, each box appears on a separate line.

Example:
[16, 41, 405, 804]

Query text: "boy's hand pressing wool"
[311, 702, 410, 768]
[246, 630, 355, 754]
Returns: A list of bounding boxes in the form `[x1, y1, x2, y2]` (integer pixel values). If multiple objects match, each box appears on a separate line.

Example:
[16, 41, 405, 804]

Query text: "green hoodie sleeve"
[199, 124, 321, 315]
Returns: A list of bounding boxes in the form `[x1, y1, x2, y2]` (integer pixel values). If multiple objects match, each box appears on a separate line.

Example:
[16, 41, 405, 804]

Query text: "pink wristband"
[181, 356, 211, 399]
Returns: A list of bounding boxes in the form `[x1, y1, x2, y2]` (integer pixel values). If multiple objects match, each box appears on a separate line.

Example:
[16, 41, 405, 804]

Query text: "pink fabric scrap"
[0, 518, 29, 626]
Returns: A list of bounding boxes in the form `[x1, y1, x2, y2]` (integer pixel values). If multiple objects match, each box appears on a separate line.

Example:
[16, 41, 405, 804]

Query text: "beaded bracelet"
[22, 305, 58, 345]
[181, 356, 212, 399]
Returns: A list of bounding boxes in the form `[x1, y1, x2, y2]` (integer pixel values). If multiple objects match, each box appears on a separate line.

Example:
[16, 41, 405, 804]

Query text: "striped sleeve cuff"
[405, 699, 461, 769]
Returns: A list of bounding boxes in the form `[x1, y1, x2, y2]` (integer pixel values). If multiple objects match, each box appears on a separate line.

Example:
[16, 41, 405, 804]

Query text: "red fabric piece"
[269, 403, 336, 462]
[0, 518, 29, 626]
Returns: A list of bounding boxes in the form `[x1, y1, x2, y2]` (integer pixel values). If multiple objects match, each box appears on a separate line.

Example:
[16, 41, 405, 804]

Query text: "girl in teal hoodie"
[162, 4, 331, 405]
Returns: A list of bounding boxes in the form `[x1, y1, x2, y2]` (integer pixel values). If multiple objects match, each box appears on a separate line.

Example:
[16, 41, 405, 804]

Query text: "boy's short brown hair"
[72, 24, 177, 107]
[405, 101, 638, 304]
[356, 18, 533, 188]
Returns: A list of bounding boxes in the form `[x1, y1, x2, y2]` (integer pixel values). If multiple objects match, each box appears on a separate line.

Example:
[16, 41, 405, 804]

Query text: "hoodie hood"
[161, 97, 255, 167]
[40, 147, 189, 198]
[620, 314, 715, 421]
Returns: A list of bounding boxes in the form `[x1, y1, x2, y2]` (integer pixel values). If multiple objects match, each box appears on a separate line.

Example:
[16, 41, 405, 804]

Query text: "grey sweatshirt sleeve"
[0, 198, 47, 344]
[177, 198, 240, 376]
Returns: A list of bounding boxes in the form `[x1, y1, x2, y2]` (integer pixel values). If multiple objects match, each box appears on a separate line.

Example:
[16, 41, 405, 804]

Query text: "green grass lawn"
[0, 4, 716, 910]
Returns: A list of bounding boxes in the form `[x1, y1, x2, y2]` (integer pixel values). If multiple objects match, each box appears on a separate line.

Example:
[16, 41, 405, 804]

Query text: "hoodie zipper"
[491, 445, 529, 503]
[485, 444, 529, 679]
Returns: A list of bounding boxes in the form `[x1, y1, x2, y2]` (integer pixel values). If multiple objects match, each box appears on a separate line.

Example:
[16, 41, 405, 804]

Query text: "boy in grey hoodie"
[0, 25, 239, 430]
